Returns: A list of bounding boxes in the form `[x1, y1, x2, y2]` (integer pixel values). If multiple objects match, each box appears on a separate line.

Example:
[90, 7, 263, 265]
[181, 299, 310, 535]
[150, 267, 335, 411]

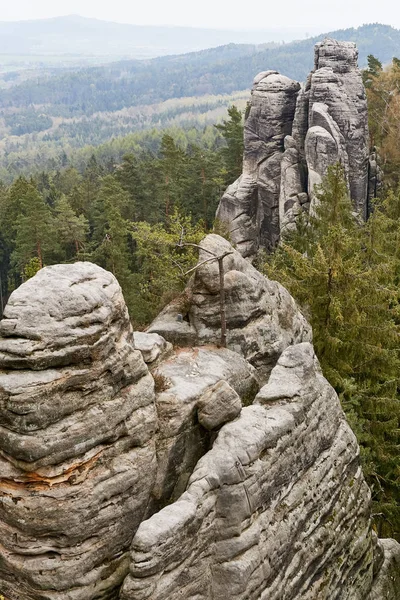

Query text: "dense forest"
[1, 23, 400, 181]
[0, 106, 244, 322]
[0, 92, 249, 182]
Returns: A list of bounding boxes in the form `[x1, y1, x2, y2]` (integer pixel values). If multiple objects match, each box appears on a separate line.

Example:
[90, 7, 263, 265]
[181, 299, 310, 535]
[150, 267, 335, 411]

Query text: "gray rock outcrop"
[121, 343, 395, 600]
[217, 71, 300, 255]
[0, 263, 158, 600]
[217, 38, 370, 252]
[148, 234, 312, 381]
[1, 255, 399, 600]
[149, 345, 259, 511]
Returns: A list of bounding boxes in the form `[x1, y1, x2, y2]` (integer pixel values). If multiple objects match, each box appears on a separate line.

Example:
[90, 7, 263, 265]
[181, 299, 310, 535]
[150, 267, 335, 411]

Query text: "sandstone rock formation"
[148, 234, 312, 381]
[1, 253, 399, 600]
[121, 343, 380, 600]
[149, 345, 259, 512]
[217, 38, 370, 253]
[217, 72, 300, 255]
[0, 263, 158, 600]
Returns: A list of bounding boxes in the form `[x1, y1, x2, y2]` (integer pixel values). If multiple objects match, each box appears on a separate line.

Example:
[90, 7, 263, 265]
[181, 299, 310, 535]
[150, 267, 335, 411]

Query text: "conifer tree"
[265, 164, 400, 539]
[159, 134, 187, 218]
[54, 195, 89, 260]
[12, 183, 55, 276]
[91, 176, 135, 308]
[215, 105, 244, 185]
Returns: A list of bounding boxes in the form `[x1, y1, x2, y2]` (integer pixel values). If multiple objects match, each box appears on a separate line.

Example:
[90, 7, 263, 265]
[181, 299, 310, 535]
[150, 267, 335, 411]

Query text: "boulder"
[133, 331, 172, 367]
[197, 379, 242, 430]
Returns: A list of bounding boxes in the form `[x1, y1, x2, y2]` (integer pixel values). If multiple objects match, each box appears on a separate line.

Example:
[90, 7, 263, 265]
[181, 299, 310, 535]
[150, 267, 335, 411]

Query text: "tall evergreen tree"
[159, 134, 187, 219]
[265, 164, 400, 539]
[12, 183, 55, 276]
[54, 195, 89, 260]
[91, 176, 135, 309]
[215, 105, 244, 185]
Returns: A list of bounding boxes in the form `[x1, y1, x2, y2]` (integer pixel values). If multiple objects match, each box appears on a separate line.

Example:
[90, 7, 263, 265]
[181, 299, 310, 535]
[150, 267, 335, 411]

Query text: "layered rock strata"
[217, 71, 300, 255]
[148, 234, 312, 381]
[149, 346, 259, 511]
[217, 38, 370, 253]
[1, 254, 399, 600]
[0, 264, 158, 600]
[120, 343, 383, 600]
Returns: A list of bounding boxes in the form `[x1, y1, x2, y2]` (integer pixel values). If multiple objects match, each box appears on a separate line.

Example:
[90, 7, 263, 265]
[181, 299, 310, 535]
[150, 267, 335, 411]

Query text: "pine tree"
[91, 176, 135, 309]
[54, 195, 89, 260]
[215, 105, 244, 185]
[12, 183, 56, 276]
[159, 134, 187, 219]
[265, 164, 400, 539]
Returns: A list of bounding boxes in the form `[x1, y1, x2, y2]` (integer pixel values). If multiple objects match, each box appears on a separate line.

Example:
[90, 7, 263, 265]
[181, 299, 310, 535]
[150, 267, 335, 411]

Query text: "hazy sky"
[0, 0, 399, 30]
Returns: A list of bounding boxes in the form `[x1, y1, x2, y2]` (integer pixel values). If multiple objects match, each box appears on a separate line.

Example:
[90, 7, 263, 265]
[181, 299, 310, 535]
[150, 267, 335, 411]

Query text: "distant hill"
[1, 22, 400, 181]
[1, 23, 399, 120]
[0, 15, 316, 59]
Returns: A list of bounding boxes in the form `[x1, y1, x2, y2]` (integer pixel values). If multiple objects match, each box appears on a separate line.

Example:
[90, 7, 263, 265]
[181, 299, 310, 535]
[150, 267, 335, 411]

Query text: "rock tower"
[216, 39, 370, 255]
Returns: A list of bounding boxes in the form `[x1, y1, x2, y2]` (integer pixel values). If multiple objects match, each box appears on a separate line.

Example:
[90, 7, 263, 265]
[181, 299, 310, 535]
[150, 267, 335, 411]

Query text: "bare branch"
[184, 256, 218, 276]
[177, 241, 217, 257]
[183, 250, 234, 275]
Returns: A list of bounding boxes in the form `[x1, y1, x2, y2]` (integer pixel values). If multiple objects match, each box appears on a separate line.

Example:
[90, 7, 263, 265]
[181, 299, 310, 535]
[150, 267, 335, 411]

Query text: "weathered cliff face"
[0, 264, 158, 600]
[121, 343, 376, 600]
[217, 38, 370, 252]
[1, 250, 399, 600]
[217, 72, 300, 255]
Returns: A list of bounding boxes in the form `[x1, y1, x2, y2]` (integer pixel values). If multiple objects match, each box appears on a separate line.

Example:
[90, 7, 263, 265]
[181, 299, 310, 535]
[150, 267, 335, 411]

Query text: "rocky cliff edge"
[0, 239, 399, 599]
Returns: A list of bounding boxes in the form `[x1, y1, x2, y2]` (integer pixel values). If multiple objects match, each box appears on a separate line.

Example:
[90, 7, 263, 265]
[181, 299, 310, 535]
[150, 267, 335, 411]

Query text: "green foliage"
[264, 164, 400, 540]
[53, 195, 89, 260]
[3, 24, 400, 183]
[129, 209, 205, 325]
[23, 257, 42, 280]
[4, 109, 52, 136]
[362, 54, 383, 87]
[363, 57, 400, 186]
[215, 105, 244, 185]
[11, 183, 56, 276]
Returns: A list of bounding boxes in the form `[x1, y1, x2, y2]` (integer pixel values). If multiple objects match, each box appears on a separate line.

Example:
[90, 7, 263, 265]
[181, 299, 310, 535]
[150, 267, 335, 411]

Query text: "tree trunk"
[218, 256, 227, 347]
[37, 240, 43, 269]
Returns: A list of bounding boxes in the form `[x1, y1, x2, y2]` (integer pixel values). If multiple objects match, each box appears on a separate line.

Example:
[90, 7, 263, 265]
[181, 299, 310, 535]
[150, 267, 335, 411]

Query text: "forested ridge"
[2, 23, 400, 118]
[1, 23, 400, 182]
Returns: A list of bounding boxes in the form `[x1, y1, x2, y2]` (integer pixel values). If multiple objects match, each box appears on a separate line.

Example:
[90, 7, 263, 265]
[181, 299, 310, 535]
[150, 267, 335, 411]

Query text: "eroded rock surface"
[0, 263, 158, 600]
[216, 71, 300, 255]
[120, 343, 386, 600]
[369, 538, 400, 599]
[217, 38, 370, 251]
[148, 234, 312, 381]
[150, 345, 258, 511]
[1, 259, 399, 600]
